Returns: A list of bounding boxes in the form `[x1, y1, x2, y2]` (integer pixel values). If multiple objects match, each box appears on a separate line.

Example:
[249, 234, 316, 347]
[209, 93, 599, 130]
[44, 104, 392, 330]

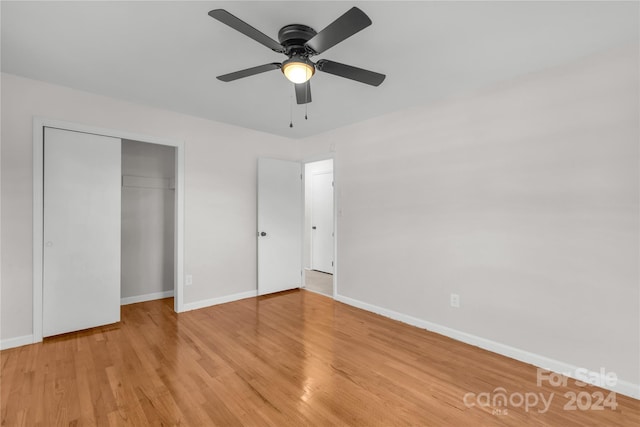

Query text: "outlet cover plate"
[450, 293, 460, 308]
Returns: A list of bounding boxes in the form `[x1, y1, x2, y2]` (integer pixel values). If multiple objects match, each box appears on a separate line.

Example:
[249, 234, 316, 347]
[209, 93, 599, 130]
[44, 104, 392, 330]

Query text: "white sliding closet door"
[43, 127, 121, 337]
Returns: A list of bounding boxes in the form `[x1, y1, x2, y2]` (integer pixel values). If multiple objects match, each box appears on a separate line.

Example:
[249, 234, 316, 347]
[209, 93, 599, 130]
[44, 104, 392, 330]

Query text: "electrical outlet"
[450, 293, 460, 308]
[185, 275, 193, 286]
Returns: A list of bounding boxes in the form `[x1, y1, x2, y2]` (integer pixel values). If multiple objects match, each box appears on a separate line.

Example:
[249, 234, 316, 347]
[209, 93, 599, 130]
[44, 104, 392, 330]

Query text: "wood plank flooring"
[2, 290, 638, 426]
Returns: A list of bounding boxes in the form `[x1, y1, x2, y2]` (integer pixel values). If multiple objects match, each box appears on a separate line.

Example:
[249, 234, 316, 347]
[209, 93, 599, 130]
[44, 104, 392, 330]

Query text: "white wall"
[121, 140, 175, 300]
[301, 44, 640, 389]
[1, 73, 300, 341]
[304, 159, 333, 269]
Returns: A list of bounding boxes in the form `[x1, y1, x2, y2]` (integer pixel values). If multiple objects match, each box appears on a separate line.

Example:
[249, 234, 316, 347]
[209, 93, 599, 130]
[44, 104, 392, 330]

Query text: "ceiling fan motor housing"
[277, 24, 317, 57]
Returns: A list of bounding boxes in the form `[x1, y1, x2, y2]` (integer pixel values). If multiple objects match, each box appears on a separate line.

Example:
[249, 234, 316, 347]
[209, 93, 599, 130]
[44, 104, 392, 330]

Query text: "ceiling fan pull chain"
[289, 91, 294, 128]
[305, 83, 309, 120]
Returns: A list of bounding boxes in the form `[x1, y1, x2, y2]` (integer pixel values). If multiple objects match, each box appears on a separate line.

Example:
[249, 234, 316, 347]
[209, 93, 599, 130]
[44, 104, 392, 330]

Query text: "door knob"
[312, 226, 317, 230]
[260, 232, 267, 236]
[45, 241, 53, 247]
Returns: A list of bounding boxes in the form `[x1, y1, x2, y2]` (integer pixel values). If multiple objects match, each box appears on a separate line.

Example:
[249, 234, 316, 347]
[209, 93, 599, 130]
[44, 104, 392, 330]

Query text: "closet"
[42, 128, 175, 337]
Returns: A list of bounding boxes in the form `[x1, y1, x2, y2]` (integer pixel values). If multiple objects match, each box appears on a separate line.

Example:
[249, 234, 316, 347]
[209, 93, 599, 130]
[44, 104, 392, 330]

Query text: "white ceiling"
[2, 1, 638, 139]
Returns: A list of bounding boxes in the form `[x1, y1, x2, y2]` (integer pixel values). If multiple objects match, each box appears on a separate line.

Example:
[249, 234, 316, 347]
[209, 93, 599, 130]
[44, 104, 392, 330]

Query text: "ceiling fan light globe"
[282, 61, 315, 84]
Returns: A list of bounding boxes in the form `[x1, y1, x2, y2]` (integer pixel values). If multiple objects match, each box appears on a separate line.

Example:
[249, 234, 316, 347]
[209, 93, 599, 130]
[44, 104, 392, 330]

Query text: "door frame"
[302, 154, 337, 297]
[32, 117, 186, 343]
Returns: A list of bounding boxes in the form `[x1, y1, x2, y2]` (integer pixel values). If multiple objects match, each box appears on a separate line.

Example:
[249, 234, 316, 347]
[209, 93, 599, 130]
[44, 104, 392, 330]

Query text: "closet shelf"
[122, 175, 175, 190]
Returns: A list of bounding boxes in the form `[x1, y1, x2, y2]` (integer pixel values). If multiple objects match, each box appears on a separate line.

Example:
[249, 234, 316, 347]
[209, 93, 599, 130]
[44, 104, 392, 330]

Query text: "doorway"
[121, 140, 176, 305]
[304, 159, 334, 297]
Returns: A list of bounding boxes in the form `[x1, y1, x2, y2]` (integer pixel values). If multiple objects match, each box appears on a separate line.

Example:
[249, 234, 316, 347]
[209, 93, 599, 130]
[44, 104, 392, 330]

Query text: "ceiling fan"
[209, 7, 386, 105]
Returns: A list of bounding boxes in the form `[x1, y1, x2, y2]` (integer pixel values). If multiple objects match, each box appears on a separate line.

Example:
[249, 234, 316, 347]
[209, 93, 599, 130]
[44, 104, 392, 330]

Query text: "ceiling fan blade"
[217, 63, 281, 82]
[295, 81, 312, 104]
[209, 9, 284, 53]
[305, 7, 372, 55]
[316, 60, 385, 86]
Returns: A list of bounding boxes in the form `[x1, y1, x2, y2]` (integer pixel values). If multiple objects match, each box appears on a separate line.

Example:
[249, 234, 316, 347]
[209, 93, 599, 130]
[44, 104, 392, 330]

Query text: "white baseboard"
[335, 294, 640, 400]
[0, 334, 35, 350]
[121, 290, 174, 305]
[182, 290, 257, 312]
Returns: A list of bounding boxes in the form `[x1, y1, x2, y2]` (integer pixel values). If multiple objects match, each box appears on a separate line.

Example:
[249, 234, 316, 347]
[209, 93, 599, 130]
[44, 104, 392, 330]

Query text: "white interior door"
[43, 127, 121, 337]
[257, 158, 302, 295]
[311, 171, 334, 273]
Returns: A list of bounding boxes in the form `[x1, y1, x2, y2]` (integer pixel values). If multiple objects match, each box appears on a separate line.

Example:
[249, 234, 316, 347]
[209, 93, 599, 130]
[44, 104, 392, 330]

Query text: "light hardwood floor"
[304, 270, 333, 296]
[1, 291, 638, 426]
